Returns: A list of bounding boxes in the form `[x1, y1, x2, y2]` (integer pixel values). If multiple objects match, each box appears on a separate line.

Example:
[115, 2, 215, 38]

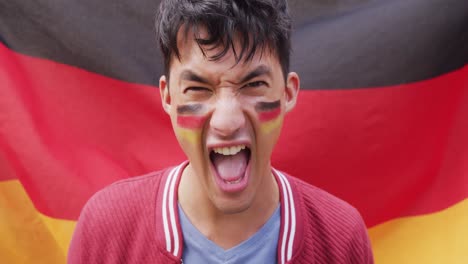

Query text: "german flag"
[1, 0, 467, 263]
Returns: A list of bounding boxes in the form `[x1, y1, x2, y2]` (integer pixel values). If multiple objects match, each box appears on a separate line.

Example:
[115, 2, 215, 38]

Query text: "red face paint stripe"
[256, 100, 281, 122]
[176, 103, 206, 129]
[177, 115, 206, 129]
[259, 107, 281, 122]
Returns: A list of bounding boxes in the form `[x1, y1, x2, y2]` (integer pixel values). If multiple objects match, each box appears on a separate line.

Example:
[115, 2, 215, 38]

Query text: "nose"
[209, 96, 246, 138]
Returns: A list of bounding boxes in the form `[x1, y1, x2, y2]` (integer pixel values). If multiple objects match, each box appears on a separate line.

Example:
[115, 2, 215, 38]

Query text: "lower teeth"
[225, 178, 242, 184]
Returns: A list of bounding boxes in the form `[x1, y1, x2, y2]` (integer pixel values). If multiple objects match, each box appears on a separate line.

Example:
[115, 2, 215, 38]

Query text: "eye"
[242, 81, 268, 89]
[183, 86, 211, 93]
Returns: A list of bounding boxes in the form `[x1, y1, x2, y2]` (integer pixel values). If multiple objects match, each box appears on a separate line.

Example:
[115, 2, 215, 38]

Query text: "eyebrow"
[239, 65, 272, 84]
[180, 70, 210, 84]
[179, 65, 272, 85]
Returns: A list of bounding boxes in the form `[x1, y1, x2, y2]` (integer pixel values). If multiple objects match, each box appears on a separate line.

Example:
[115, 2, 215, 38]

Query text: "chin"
[212, 197, 253, 215]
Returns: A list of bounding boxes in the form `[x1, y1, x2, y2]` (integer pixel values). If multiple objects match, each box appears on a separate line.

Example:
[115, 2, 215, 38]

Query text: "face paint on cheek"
[176, 104, 208, 144]
[255, 100, 282, 134]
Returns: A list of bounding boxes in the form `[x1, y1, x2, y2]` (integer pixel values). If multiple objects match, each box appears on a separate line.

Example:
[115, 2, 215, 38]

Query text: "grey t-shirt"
[178, 204, 281, 264]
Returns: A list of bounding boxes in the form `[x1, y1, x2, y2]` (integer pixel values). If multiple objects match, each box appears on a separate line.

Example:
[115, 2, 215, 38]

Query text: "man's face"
[159, 31, 299, 214]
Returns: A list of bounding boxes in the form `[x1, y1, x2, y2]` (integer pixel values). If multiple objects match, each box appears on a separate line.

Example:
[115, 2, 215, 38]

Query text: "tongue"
[212, 150, 248, 182]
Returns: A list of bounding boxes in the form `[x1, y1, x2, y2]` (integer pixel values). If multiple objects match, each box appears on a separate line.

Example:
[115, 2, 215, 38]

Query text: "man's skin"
[159, 28, 300, 250]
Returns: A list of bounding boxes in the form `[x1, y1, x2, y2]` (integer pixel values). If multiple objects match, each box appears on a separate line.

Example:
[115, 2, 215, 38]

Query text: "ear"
[159, 75, 171, 114]
[284, 72, 300, 113]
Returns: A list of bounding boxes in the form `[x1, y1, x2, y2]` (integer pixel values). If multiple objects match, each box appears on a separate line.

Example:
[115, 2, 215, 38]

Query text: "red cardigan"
[68, 162, 373, 263]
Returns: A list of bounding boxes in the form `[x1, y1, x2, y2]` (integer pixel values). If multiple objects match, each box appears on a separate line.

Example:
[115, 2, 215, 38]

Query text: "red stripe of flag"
[1, 43, 467, 226]
[274, 66, 468, 227]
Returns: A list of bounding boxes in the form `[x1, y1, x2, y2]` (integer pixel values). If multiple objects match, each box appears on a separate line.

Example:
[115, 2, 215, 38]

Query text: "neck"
[178, 164, 279, 249]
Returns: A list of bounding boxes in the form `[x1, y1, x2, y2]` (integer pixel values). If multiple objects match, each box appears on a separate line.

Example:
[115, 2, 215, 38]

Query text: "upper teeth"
[213, 145, 246, 156]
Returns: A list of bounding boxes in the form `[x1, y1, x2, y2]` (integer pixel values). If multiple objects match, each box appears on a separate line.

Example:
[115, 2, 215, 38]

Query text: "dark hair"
[155, 0, 291, 79]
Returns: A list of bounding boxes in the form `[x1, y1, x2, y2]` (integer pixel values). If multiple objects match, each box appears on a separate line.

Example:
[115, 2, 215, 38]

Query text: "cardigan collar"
[154, 161, 305, 263]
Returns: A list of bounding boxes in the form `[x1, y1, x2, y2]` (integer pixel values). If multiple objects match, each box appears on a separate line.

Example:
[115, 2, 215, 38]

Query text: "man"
[68, 0, 373, 263]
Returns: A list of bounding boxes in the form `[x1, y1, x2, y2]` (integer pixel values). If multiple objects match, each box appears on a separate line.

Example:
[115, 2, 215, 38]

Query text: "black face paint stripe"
[176, 104, 203, 115]
[255, 100, 281, 112]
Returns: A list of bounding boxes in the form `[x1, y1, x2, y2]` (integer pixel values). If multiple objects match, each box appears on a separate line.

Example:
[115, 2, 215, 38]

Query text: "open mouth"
[209, 145, 251, 189]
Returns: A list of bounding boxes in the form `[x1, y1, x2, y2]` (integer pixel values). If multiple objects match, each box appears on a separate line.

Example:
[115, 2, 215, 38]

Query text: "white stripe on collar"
[275, 169, 297, 264]
[162, 164, 183, 257]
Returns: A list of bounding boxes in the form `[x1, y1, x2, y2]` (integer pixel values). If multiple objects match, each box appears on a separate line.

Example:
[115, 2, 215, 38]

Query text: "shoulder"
[79, 170, 166, 217]
[285, 174, 374, 263]
[76, 166, 175, 227]
[68, 167, 174, 263]
[289, 175, 363, 225]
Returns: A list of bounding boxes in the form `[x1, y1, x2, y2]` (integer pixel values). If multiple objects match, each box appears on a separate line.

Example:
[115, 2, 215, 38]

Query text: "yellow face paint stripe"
[368, 198, 468, 264]
[0, 180, 76, 264]
[176, 127, 201, 145]
[260, 116, 282, 134]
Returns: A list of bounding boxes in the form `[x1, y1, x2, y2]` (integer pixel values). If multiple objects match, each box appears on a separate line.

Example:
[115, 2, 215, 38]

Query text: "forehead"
[169, 26, 281, 79]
